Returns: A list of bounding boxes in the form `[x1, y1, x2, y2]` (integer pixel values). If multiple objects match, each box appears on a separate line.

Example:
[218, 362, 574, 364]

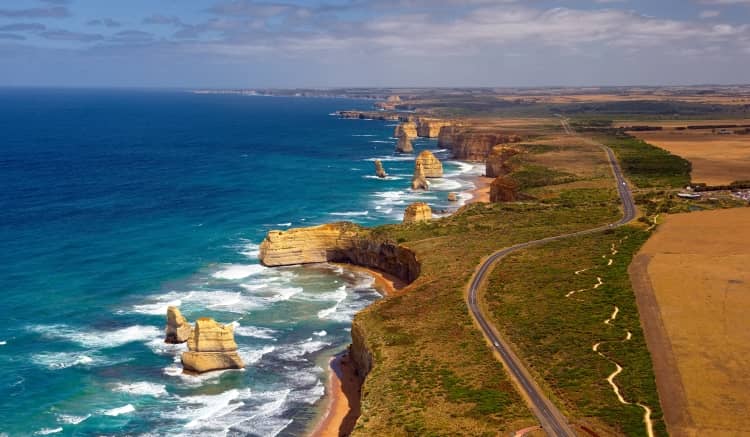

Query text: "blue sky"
[1, 0, 749, 87]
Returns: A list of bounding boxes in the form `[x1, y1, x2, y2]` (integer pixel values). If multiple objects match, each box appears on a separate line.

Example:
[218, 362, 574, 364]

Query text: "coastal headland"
[256, 88, 749, 436]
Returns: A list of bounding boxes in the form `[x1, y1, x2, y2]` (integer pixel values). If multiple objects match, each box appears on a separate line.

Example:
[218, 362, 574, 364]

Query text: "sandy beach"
[469, 175, 493, 203]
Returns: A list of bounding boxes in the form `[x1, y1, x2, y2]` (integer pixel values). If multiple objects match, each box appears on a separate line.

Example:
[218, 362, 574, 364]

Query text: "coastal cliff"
[439, 126, 523, 161]
[416, 119, 452, 138]
[486, 145, 522, 178]
[259, 223, 420, 283]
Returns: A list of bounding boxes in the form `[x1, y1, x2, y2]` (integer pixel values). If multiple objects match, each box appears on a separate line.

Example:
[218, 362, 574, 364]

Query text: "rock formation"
[437, 125, 462, 149]
[336, 111, 402, 122]
[394, 122, 418, 139]
[416, 119, 451, 138]
[486, 145, 521, 178]
[181, 318, 244, 374]
[374, 160, 387, 178]
[447, 192, 458, 202]
[259, 223, 420, 283]
[490, 176, 521, 202]
[411, 161, 429, 190]
[439, 127, 523, 161]
[396, 134, 414, 153]
[165, 306, 192, 344]
[403, 202, 432, 223]
[415, 150, 443, 178]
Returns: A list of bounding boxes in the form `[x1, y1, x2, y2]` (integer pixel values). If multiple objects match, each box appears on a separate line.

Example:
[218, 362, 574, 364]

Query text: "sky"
[0, 0, 749, 88]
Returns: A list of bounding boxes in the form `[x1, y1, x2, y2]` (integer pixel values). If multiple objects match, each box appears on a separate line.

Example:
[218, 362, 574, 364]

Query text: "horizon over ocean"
[0, 89, 480, 436]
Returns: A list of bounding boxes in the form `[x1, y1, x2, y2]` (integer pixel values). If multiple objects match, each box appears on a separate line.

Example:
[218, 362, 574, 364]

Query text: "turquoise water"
[0, 89, 481, 436]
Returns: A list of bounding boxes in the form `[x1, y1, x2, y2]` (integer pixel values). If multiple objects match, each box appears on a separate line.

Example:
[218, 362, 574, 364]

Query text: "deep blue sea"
[0, 89, 481, 436]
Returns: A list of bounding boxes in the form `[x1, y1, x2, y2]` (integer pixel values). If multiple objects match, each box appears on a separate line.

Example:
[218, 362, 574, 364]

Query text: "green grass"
[510, 164, 578, 190]
[485, 226, 667, 436]
[595, 132, 692, 188]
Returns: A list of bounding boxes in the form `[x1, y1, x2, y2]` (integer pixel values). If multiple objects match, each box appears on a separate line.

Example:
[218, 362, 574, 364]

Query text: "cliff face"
[439, 126, 523, 161]
[490, 176, 521, 202]
[403, 202, 432, 223]
[350, 320, 372, 379]
[486, 145, 521, 178]
[394, 122, 418, 139]
[415, 150, 443, 178]
[437, 125, 462, 149]
[416, 119, 451, 138]
[259, 223, 420, 283]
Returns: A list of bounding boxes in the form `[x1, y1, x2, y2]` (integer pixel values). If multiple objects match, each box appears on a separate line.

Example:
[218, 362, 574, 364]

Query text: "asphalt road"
[467, 124, 636, 436]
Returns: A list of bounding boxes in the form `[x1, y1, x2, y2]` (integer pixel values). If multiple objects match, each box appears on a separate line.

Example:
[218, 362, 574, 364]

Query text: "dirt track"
[629, 208, 750, 437]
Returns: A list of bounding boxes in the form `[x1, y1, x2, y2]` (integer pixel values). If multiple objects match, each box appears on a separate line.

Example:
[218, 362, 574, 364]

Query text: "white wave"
[302, 285, 347, 304]
[112, 381, 168, 397]
[230, 323, 277, 340]
[177, 389, 243, 430]
[212, 264, 266, 280]
[363, 156, 414, 162]
[31, 352, 95, 370]
[278, 338, 331, 361]
[102, 404, 135, 416]
[240, 242, 260, 259]
[57, 414, 91, 425]
[290, 380, 325, 405]
[362, 175, 404, 181]
[276, 222, 292, 227]
[226, 390, 293, 437]
[313, 330, 327, 337]
[238, 345, 276, 365]
[29, 324, 161, 349]
[429, 178, 463, 191]
[329, 211, 369, 217]
[351, 134, 376, 137]
[369, 140, 393, 144]
[146, 337, 188, 356]
[132, 297, 182, 315]
[184, 290, 262, 313]
[0, 341, 6, 346]
[34, 428, 62, 435]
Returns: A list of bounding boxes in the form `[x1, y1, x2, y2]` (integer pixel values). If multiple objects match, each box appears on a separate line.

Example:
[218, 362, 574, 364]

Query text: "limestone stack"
[490, 176, 521, 202]
[181, 318, 244, 373]
[403, 202, 432, 223]
[447, 192, 458, 202]
[411, 161, 429, 190]
[415, 150, 443, 178]
[374, 160, 387, 178]
[394, 122, 418, 139]
[396, 134, 414, 153]
[486, 145, 521, 178]
[165, 306, 192, 344]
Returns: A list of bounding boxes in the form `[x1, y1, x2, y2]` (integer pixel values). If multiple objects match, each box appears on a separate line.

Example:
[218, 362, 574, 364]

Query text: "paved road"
[467, 122, 636, 436]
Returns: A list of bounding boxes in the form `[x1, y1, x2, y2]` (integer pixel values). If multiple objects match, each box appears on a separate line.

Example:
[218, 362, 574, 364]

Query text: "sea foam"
[212, 264, 266, 280]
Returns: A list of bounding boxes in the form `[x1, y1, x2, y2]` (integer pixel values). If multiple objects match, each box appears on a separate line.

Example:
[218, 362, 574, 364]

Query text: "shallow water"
[0, 89, 481, 436]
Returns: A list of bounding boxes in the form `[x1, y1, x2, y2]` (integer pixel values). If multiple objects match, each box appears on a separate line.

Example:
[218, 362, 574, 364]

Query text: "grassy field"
[484, 225, 667, 436]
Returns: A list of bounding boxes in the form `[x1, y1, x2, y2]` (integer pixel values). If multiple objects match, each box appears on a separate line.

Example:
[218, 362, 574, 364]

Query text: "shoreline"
[309, 171, 487, 436]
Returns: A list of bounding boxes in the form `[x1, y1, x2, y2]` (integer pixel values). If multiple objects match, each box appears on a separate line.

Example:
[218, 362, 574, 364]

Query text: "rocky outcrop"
[259, 223, 420, 283]
[165, 306, 192, 344]
[181, 318, 244, 373]
[374, 160, 387, 178]
[415, 150, 443, 178]
[403, 202, 432, 223]
[411, 161, 429, 190]
[394, 122, 418, 139]
[490, 176, 521, 202]
[416, 119, 451, 138]
[396, 135, 414, 153]
[336, 111, 407, 122]
[447, 192, 458, 202]
[486, 145, 522, 178]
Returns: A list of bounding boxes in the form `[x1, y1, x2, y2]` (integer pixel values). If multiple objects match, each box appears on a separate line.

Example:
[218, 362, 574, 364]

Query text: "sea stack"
[486, 145, 521, 178]
[374, 160, 387, 178]
[411, 161, 429, 190]
[394, 122, 418, 139]
[403, 202, 432, 223]
[181, 318, 244, 374]
[415, 150, 443, 178]
[396, 134, 414, 153]
[490, 176, 521, 202]
[165, 306, 192, 344]
[447, 192, 458, 202]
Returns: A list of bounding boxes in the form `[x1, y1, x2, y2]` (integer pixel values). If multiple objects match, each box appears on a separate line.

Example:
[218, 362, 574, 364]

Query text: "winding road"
[467, 120, 636, 436]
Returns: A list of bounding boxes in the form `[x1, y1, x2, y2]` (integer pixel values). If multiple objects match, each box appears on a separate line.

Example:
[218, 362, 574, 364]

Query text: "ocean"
[0, 89, 481, 436]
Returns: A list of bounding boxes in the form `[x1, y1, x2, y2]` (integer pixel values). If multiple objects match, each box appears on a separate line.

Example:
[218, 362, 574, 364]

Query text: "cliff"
[350, 320, 373, 379]
[415, 150, 443, 178]
[394, 122, 418, 139]
[416, 119, 451, 138]
[489, 176, 521, 202]
[403, 202, 432, 223]
[259, 223, 420, 283]
[438, 126, 523, 161]
[336, 111, 409, 122]
[486, 145, 522, 178]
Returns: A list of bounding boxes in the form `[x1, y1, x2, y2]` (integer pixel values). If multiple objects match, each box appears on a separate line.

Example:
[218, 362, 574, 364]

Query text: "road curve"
[467, 125, 636, 436]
